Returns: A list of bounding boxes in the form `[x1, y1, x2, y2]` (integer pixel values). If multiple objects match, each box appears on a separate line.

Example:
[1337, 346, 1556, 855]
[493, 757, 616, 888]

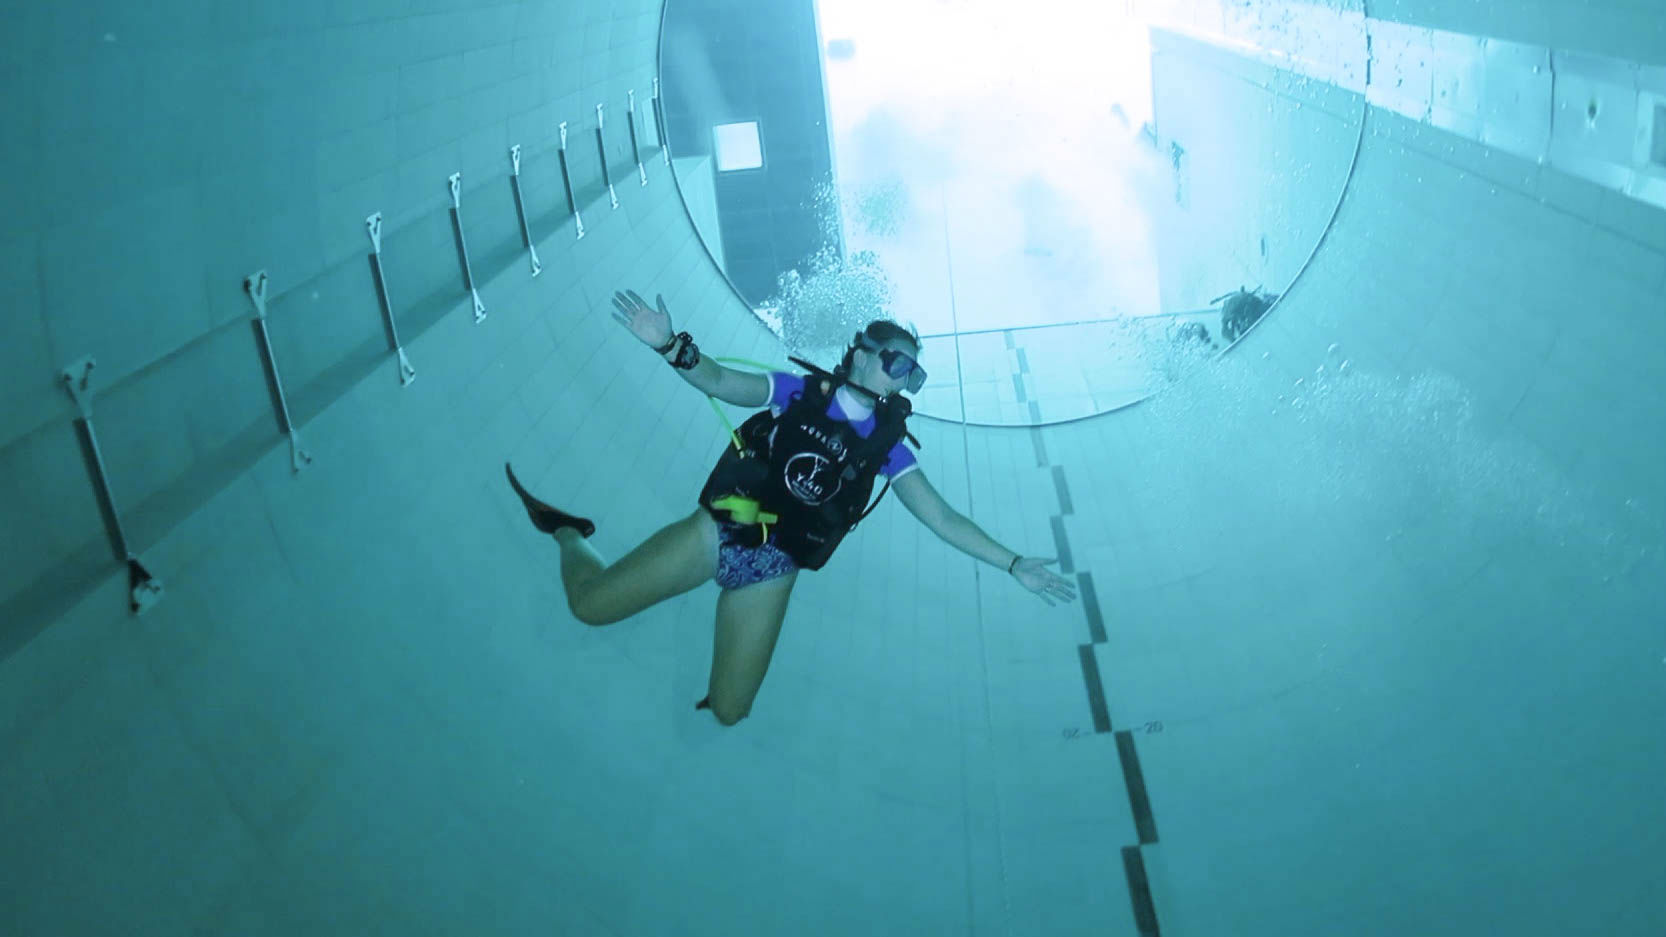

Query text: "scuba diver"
[505, 289, 1077, 726]
[1215, 286, 1279, 343]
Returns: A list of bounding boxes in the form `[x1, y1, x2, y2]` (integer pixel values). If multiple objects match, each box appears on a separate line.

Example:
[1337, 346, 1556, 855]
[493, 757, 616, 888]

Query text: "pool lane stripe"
[1079, 573, 1105, 643]
[1005, 333, 1162, 936]
[1030, 427, 1048, 467]
[1116, 730, 1159, 844]
[1050, 515, 1073, 574]
[1077, 645, 1113, 732]
[1051, 466, 1073, 514]
[1121, 845, 1161, 936]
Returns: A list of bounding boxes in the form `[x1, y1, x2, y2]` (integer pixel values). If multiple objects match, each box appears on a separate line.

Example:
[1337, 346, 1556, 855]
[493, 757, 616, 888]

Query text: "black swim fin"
[505, 462, 595, 538]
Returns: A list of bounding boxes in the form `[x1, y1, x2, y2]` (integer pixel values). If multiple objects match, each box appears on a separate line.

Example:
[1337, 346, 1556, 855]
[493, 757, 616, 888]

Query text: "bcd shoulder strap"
[786, 374, 918, 469]
[783, 356, 921, 454]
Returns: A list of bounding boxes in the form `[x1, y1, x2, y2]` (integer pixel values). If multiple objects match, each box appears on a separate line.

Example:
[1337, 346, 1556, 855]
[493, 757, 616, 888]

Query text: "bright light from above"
[712, 121, 764, 171]
[661, 0, 1371, 422]
[814, 0, 1165, 340]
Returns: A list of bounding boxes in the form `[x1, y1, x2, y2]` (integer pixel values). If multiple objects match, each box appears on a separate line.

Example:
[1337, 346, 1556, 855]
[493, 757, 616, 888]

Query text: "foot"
[505, 462, 595, 538]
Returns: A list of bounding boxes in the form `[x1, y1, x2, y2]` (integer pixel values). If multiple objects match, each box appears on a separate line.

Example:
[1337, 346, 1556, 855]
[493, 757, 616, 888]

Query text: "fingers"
[1020, 573, 1077, 604]
[610, 292, 635, 326]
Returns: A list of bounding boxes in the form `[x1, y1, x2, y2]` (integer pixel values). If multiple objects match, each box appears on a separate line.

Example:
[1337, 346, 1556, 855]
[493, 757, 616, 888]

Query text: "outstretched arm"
[892, 470, 1078, 606]
[611, 289, 768, 406]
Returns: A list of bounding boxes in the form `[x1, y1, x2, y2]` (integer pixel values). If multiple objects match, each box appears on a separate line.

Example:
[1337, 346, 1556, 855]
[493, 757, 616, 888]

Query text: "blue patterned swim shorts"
[715, 527, 798, 590]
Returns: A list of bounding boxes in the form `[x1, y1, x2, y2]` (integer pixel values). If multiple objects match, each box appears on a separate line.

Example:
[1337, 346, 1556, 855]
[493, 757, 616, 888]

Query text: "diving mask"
[856, 331, 927, 393]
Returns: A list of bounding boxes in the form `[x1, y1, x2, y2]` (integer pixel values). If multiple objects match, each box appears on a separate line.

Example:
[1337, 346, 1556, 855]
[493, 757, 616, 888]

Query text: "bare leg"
[558, 509, 719, 625]
[705, 572, 799, 725]
[554, 527, 606, 598]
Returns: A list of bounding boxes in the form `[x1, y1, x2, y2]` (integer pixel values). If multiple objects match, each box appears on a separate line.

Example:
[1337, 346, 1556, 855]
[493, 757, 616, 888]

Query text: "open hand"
[1011, 557, 1077, 606]
[611, 289, 673, 349]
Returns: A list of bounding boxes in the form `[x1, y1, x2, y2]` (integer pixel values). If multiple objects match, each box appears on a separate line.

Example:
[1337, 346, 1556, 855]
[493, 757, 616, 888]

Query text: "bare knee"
[568, 589, 597, 625]
[710, 703, 749, 726]
[569, 590, 620, 627]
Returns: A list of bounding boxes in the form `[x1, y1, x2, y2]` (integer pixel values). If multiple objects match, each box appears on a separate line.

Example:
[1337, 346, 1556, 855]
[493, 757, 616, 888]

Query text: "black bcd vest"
[700, 360, 920, 570]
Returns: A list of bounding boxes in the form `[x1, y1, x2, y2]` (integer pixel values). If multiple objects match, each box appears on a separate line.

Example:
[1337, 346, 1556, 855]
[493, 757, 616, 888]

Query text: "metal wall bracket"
[244, 271, 313, 473]
[366, 213, 417, 385]
[60, 355, 165, 615]
[628, 90, 648, 186]
[128, 558, 164, 615]
[558, 122, 585, 239]
[61, 356, 96, 418]
[596, 104, 620, 209]
[509, 145, 543, 276]
[447, 172, 488, 323]
[653, 78, 670, 165]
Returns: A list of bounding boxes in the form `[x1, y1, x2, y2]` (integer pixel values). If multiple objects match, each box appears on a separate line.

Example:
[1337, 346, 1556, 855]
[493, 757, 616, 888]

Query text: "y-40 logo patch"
[783, 452, 842, 504]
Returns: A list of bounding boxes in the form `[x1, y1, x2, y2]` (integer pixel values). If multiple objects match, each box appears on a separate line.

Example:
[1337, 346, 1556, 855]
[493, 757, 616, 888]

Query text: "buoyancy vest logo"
[796, 421, 845, 457]
[784, 452, 841, 504]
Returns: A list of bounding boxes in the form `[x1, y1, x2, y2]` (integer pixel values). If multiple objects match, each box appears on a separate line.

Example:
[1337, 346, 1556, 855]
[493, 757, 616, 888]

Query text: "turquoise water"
[1, 1, 1662, 936]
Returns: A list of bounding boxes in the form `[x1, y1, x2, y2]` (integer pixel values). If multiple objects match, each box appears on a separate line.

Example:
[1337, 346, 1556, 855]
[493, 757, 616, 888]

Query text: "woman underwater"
[505, 289, 1077, 726]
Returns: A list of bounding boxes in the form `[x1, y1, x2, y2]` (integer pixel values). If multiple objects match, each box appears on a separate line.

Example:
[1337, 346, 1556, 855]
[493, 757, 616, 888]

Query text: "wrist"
[666, 331, 700, 370]
[1007, 554, 1020, 575]
[653, 332, 678, 356]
